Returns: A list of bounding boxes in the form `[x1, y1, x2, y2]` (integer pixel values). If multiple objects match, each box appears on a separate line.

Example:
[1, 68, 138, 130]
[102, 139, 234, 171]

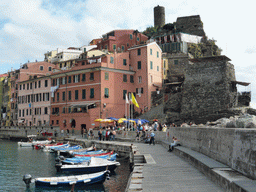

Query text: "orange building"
[50, 30, 162, 132]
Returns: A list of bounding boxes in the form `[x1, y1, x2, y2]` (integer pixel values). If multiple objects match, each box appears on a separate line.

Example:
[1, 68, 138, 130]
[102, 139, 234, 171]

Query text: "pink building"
[17, 61, 56, 126]
[50, 30, 162, 132]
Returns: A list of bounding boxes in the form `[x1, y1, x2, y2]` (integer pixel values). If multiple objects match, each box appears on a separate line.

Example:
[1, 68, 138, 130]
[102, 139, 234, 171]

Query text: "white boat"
[18, 139, 51, 147]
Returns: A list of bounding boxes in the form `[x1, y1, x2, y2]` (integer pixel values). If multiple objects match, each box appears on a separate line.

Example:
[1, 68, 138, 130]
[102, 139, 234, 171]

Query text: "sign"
[91, 123, 95, 126]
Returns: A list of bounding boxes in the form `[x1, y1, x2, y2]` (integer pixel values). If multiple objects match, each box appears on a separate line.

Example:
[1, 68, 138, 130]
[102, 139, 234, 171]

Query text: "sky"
[0, 0, 255, 108]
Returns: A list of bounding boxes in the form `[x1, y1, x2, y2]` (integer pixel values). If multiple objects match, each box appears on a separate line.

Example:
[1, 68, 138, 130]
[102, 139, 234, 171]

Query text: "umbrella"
[107, 117, 119, 120]
[94, 119, 114, 123]
[118, 118, 135, 124]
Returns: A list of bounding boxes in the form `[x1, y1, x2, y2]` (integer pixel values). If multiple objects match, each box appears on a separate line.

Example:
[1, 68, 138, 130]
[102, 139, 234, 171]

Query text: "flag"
[131, 93, 139, 108]
[125, 94, 129, 104]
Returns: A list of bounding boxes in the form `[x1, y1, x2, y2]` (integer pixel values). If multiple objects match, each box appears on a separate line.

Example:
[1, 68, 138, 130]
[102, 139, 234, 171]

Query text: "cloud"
[245, 46, 256, 54]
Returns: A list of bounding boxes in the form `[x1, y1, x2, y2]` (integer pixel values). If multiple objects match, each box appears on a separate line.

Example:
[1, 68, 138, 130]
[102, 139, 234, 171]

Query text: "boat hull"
[60, 164, 119, 173]
[35, 171, 107, 187]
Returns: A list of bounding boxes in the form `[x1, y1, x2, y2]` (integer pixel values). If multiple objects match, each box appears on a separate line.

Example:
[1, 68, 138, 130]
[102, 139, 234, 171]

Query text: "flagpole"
[125, 94, 127, 129]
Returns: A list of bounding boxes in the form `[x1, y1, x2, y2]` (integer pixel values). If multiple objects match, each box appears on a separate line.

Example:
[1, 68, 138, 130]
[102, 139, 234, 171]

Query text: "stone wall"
[165, 127, 256, 180]
[167, 52, 189, 79]
[180, 56, 237, 122]
[176, 15, 205, 37]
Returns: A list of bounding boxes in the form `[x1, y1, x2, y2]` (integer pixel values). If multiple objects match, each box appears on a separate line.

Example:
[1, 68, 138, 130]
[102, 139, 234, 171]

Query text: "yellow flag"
[131, 93, 139, 108]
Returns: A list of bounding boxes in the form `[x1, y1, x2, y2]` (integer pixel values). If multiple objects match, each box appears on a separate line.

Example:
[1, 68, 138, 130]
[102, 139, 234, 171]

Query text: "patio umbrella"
[94, 118, 103, 122]
[107, 117, 118, 120]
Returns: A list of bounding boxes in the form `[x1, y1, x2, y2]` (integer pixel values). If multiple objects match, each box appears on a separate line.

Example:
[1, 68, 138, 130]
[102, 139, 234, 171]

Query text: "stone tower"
[154, 5, 165, 28]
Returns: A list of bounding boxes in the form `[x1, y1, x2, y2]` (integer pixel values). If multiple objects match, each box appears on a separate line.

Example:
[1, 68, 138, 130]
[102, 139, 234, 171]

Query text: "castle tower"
[154, 5, 165, 28]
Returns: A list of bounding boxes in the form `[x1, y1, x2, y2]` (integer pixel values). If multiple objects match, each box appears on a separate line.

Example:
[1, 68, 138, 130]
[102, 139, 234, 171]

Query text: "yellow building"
[162, 54, 169, 81]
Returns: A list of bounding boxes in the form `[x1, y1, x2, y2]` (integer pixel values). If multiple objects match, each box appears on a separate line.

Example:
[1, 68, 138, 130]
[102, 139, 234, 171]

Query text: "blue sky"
[0, 0, 256, 108]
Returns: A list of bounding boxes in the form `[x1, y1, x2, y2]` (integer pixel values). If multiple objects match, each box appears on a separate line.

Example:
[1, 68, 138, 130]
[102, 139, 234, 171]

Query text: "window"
[62, 107, 65, 113]
[137, 61, 141, 69]
[129, 34, 133, 39]
[157, 66, 159, 71]
[123, 74, 127, 82]
[23, 84, 25, 89]
[62, 91, 65, 101]
[45, 80, 48, 87]
[68, 76, 71, 83]
[157, 51, 159, 58]
[150, 48, 152, 55]
[35, 82, 37, 89]
[44, 107, 48, 114]
[74, 75, 80, 83]
[150, 61, 153, 69]
[62, 77, 67, 84]
[48, 67, 52, 71]
[30, 83, 32, 89]
[105, 45, 107, 50]
[137, 37, 140, 41]
[27, 83, 29, 90]
[56, 120, 59, 125]
[82, 89, 86, 99]
[57, 92, 59, 101]
[137, 49, 141, 56]
[121, 45, 125, 51]
[105, 72, 109, 80]
[20, 85, 22, 90]
[138, 76, 142, 83]
[75, 90, 79, 100]
[130, 75, 134, 83]
[123, 90, 127, 99]
[82, 74, 86, 81]
[90, 88, 94, 98]
[40, 66, 44, 71]
[164, 60, 166, 68]
[90, 73, 94, 80]
[56, 78, 60, 86]
[113, 44, 116, 50]
[52, 79, 55, 86]
[38, 81, 41, 88]
[123, 59, 127, 66]
[68, 91, 72, 100]
[82, 61, 85, 65]
[174, 60, 179, 65]
[104, 88, 109, 98]
[110, 57, 114, 64]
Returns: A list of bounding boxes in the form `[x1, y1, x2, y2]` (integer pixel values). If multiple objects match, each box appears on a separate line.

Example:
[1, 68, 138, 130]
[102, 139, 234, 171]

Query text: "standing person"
[153, 121, 158, 131]
[61, 129, 64, 137]
[102, 128, 106, 141]
[149, 130, 155, 145]
[112, 129, 116, 141]
[72, 128, 75, 136]
[98, 129, 102, 141]
[66, 129, 69, 136]
[81, 128, 84, 138]
[106, 129, 109, 141]
[109, 129, 113, 141]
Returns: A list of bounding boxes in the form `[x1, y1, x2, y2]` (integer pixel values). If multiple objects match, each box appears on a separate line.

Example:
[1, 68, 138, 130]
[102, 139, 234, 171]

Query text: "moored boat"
[74, 151, 114, 157]
[56, 157, 120, 173]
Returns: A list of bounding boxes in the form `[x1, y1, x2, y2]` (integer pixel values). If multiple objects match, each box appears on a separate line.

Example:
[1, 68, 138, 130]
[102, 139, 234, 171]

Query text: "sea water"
[0, 140, 130, 192]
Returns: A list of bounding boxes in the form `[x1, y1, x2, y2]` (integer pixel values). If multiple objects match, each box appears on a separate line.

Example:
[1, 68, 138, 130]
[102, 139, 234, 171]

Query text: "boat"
[56, 157, 120, 173]
[29, 171, 109, 188]
[18, 136, 52, 147]
[61, 153, 117, 165]
[34, 142, 63, 150]
[71, 149, 106, 156]
[43, 143, 70, 152]
[74, 151, 114, 157]
[56, 145, 83, 156]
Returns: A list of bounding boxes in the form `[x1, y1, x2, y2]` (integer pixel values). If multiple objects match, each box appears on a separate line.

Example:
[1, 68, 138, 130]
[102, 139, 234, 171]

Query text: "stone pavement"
[132, 143, 224, 192]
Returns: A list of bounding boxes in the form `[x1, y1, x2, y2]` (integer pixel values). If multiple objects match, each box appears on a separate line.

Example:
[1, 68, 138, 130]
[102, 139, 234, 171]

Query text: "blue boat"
[71, 149, 106, 156]
[62, 153, 117, 165]
[56, 157, 120, 173]
[55, 145, 83, 156]
[34, 170, 108, 187]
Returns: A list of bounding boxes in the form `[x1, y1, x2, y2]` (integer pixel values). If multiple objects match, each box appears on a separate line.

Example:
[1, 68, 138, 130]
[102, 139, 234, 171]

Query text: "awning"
[232, 81, 250, 86]
[165, 82, 183, 85]
[71, 103, 95, 108]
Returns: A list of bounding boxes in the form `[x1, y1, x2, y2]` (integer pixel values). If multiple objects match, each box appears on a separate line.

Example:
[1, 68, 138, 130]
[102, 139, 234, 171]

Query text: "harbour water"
[0, 140, 130, 192]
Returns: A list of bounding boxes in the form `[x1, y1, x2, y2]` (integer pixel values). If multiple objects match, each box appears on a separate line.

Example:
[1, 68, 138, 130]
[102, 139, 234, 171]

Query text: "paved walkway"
[67, 136, 224, 191]
[134, 143, 224, 192]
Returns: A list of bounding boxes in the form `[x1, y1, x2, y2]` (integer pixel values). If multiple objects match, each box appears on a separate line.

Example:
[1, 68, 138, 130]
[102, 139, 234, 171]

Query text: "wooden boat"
[71, 149, 106, 156]
[43, 143, 69, 152]
[34, 170, 108, 187]
[61, 153, 117, 165]
[74, 151, 114, 157]
[56, 157, 120, 173]
[34, 143, 63, 150]
[68, 146, 96, 155]
[18, 140, 51, 147]
[57, 145, 83, 156]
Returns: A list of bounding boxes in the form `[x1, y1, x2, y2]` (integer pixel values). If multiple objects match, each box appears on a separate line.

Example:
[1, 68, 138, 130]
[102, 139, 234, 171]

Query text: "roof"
[189, 55, 231, 63]
[231, 81, 250, 86]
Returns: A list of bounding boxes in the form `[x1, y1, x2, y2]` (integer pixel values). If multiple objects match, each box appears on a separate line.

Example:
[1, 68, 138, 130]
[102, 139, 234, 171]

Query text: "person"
[54, 130, 57, 137]
[109, 129, 113, 141]
[72, 128, 74, 136]
[89, 129, 94, 140]
[149, 130, 155, 145]
[102, 128, 106, 141]
[98, 129, 102, 141]
[168, 137, 180, 152]
[135, 130, 140, 141]
[61, 129, 64, 137]
[66, 129, 69, 136]
[112, 129, 116, 141]
[153, 121, 158, 131]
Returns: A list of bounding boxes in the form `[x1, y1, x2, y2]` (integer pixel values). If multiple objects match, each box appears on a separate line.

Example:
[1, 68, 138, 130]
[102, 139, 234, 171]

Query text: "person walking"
[98, 129, 102, 141]
[149, 130, 155, 145]
[102, 128, 106, 141]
